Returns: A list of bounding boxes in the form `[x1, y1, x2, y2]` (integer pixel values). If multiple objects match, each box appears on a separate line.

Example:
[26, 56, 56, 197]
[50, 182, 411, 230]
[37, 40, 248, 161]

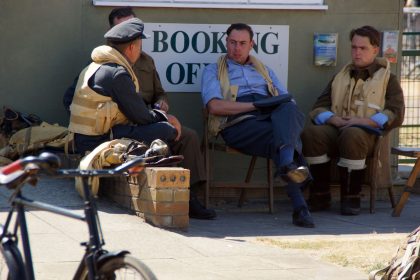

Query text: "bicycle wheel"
[80, 255, 157, 280]
[0, 240, 26, 280]
[97, 255, 157, 280]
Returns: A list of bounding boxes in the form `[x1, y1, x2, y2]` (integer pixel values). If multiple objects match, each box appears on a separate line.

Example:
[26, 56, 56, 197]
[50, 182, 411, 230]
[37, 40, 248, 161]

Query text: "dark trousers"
[221, 95, 305, 167]
[220, 95, 307, 210]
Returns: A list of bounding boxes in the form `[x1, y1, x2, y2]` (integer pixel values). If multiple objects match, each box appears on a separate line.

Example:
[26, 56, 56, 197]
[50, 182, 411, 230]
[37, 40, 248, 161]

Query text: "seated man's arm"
[201, 64, 255, 116]
[207, 99, 256, 116]
[89, 65, 166, 125]
[379, 73, 405, 130]
[110, 73, 166, 125]
[309, 79, 335, 122]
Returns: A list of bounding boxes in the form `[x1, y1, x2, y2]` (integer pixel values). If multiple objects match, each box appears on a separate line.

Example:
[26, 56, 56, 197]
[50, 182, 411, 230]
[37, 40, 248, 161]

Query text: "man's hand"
[339, 116, 379, 129]
[156, 99, 169, 112]
[326, 116, 348, 128]
[166, 114, 182, 141]
[327, 115, 379, 129]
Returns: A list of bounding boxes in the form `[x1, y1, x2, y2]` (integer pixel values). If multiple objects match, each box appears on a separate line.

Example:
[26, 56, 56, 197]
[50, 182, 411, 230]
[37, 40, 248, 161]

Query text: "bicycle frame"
[0, 175, 108, 280]
[0, 151, 181, 280]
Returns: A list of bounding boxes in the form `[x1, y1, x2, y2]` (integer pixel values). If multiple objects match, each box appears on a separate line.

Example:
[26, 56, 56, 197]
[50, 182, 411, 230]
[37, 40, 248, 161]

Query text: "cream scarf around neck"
[91, 45, 140, 92]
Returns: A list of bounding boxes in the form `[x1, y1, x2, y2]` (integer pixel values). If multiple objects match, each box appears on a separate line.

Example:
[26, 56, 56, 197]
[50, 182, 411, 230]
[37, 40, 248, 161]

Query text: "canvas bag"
[369, 226, 420, 280]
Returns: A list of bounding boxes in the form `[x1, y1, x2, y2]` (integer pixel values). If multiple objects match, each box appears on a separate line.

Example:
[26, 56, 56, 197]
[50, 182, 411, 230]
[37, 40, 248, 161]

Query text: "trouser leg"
[169, 126, 205, 185]
[339, 166, 363, 215]
[337, 127, 375, 215]
[301, 123, 339, 160]
[270, 101, 305, 165]
[337, 126, 376, 171]
[285, 182, 308, 211]
[301, 123, 338, 211]
[112, 123, 177, 145]
[221, 109, 310, 211]
[221, 117, 276, 162]
[307, 162, 332, 211]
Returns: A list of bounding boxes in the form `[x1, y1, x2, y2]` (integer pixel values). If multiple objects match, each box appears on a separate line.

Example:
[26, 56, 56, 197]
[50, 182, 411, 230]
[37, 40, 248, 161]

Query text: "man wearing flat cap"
[68, 18, 216, 219]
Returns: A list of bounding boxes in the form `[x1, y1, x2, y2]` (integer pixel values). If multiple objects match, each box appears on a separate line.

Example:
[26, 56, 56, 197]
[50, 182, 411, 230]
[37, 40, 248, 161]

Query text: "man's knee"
[338, 127, 375, 159]
[273, 101, 304, 124]
[156, 122, 178, 140]
[301, 124, 337, 157]
[180, 126, 200, 144]
[338, 127, 368, 145]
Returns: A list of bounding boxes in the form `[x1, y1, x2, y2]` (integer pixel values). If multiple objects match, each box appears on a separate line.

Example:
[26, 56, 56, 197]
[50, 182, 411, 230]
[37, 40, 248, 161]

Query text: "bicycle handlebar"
[1, 152, 60, 175]
[0, 140, 173, 175]
[0, 148, 184, 186]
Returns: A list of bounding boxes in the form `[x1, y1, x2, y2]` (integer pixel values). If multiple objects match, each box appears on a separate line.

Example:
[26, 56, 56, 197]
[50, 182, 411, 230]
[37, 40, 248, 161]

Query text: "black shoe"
[307, 192, 331, 212]
[276, 163, 309, 184]
[189, 196, 217, 220]
[292, 207, 315, 228]
[340, 196, 360, 216]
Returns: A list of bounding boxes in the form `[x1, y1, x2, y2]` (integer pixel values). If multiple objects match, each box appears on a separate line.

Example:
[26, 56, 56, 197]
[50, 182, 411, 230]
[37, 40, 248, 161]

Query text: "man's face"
[226, 29, 254, 65]
[112, 15, 134, 26]
[112, 15, 143, 62]
[351, 34, 379, 68]
[130, 38, 142, 64]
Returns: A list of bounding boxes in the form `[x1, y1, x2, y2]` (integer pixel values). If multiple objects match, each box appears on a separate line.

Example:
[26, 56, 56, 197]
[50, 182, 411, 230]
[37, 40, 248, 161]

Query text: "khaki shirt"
[133, 52, 168, 106]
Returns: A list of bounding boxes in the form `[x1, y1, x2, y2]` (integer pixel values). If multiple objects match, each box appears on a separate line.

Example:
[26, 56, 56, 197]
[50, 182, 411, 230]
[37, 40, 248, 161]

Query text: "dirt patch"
[257, 234, 406, 274]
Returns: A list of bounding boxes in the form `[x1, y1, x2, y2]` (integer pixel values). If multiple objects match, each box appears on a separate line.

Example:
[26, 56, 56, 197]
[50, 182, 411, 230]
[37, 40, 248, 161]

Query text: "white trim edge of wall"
[92, 1, 328, 10]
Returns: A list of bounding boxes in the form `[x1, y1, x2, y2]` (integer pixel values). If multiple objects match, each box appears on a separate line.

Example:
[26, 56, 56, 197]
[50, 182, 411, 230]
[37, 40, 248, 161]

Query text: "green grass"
[257, 236, 405, 274]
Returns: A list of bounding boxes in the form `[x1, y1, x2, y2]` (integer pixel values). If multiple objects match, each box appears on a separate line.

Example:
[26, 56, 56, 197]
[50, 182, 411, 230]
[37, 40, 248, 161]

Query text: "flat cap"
[104, 17, 150, 43]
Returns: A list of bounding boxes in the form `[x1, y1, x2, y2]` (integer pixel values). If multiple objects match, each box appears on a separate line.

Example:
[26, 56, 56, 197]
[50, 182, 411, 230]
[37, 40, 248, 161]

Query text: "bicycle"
[0, 145, 182, 279]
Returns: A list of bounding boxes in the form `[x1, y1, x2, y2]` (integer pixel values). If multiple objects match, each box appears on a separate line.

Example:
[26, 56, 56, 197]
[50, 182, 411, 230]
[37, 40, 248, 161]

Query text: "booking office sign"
[142, 23, 289, 92]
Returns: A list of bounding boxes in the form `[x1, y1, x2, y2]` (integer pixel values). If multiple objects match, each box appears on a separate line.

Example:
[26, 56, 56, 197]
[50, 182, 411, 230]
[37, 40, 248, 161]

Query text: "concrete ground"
[0, 177, 418, 280]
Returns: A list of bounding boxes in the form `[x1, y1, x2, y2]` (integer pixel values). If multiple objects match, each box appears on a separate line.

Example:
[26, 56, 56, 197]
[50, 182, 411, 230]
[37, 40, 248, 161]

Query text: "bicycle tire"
[0, 240, 26, 280]
[81, 255, 157, 280]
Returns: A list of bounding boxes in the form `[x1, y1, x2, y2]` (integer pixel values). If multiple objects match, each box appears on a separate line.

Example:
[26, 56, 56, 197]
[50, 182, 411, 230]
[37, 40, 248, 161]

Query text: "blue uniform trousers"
[220, 95, 307, 210]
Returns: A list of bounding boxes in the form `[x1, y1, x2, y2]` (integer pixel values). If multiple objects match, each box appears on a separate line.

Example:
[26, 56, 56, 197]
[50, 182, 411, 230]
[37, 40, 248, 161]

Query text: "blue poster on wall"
[314, 33, 338, 66]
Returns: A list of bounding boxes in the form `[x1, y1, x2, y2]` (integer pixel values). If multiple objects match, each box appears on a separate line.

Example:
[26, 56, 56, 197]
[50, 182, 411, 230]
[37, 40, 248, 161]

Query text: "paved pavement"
[0, 177, 418, 280]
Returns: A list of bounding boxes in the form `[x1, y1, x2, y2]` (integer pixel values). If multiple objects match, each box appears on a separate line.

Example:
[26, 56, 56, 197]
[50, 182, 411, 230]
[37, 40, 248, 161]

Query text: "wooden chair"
[364, 133, 396, 213]
[390, 147, 420, 217]
[202, 110, 274, 213]
[330, 133, 395, 213]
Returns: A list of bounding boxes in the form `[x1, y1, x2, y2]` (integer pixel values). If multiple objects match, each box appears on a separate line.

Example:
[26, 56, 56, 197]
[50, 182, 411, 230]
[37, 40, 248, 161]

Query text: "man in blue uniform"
[201, 23, 314, 228]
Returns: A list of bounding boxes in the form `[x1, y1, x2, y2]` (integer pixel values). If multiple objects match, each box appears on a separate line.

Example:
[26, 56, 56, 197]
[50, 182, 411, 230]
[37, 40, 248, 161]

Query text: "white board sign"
[142, 23, 289, 92]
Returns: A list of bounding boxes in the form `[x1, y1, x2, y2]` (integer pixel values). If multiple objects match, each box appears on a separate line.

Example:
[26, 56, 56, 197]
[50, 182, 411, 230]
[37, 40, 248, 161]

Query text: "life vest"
[207, 55, 278, 136]
[68, 45, 139, 136]
[331, 57, 390, 118]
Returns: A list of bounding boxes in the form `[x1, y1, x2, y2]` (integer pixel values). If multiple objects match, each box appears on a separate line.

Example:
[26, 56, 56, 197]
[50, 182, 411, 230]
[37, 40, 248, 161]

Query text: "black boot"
[189, 185, 216, 220]
[339, 168, 363, 215]
[292, 206, 315, 228]
[307, 163, 331, 212]
[341, 195, 361, 216]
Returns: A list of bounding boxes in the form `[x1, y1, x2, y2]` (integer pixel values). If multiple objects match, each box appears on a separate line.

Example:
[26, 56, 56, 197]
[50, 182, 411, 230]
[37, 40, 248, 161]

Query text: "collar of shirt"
[350, 61, 383, 81]
[225, 58, 271, 97]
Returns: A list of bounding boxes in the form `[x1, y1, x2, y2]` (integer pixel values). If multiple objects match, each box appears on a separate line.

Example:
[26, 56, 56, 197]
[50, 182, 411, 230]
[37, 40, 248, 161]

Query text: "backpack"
[369, 226, 420, 280]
